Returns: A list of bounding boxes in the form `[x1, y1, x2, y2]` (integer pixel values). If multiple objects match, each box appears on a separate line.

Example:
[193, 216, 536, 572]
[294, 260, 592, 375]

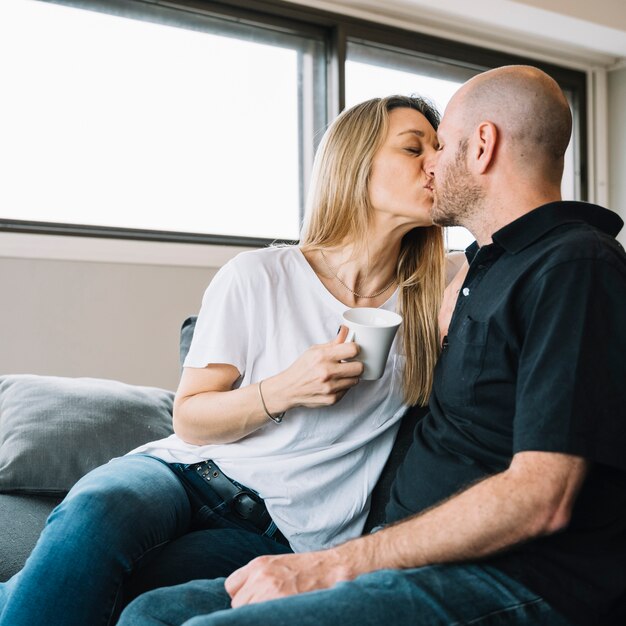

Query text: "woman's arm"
[440, 253, 469, 345]
[173, 327, 364, 445]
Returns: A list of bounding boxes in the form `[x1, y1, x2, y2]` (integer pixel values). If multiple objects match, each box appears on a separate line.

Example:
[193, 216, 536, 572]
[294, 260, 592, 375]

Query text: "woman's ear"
[473, 121, 497, 174]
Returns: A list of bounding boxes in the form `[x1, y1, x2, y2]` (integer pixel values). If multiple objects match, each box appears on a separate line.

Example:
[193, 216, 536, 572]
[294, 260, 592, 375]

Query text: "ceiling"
[291, 0, 626, 67]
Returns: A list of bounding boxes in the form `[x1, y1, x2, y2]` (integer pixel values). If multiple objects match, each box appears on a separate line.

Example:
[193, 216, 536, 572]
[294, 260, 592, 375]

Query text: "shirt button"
[462, 287, 470, 296]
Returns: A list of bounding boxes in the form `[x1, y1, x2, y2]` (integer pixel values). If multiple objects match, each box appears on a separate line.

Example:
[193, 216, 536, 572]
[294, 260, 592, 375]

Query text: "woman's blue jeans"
[0, 454, 291, 626]
[118, 564, 573, 626]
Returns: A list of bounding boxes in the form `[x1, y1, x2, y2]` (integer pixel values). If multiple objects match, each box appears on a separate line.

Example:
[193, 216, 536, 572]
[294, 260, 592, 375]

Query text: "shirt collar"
[465, 202, 623, 258]
[464, 240, 480, 264]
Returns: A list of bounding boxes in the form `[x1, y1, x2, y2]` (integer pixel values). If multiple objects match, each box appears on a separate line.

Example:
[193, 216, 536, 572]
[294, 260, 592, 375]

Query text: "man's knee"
[119, 579, 231, 626]
[117, 588, 169, 626]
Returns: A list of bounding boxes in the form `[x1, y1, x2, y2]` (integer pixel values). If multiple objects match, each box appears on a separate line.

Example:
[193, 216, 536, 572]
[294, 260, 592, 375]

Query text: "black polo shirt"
[386, 202, 626, 625]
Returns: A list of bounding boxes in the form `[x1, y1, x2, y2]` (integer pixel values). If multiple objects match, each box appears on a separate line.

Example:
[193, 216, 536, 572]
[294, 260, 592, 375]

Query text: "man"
[119, 65, 626, 626]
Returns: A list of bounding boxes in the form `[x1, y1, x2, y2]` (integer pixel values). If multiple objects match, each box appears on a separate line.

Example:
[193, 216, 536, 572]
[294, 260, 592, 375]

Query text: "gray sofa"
[0, 317, 422, 582]
[0, 376, 176, 582]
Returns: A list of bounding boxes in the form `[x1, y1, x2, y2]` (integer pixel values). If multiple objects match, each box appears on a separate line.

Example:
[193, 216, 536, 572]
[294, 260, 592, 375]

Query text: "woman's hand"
[261, 326, 364, 414]
[173, 327, 363, 445]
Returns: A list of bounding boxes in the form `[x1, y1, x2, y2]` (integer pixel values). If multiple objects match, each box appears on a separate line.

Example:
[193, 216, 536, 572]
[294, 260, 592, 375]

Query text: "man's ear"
[472, 121, 497, 174]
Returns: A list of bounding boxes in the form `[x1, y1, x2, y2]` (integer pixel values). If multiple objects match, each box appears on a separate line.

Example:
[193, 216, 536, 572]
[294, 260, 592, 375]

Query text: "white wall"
[513, 0, 626, 31]
[0, 254, 216, 390]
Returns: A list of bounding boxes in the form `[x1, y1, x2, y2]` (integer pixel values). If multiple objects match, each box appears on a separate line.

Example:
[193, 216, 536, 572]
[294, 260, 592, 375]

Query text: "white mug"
[342, 308, 403, 380]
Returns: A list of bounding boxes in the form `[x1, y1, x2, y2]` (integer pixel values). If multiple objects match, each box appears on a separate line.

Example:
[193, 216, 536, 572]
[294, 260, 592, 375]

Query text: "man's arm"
[226, 451, 588, 607]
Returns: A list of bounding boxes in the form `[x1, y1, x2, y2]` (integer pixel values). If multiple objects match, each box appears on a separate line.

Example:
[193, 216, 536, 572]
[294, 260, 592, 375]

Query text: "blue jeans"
[118, 563, 573, 626]
[0, 455, 291, 626]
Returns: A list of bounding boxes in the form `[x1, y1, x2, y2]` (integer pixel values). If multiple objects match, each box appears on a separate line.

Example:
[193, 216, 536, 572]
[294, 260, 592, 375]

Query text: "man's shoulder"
[494, 201, 624, 272]
[523, 219, 625, 274]
[485, 219, 626, 310]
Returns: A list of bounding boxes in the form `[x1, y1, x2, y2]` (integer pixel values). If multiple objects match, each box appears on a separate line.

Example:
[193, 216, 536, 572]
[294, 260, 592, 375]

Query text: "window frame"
[0, 0, 587, 247]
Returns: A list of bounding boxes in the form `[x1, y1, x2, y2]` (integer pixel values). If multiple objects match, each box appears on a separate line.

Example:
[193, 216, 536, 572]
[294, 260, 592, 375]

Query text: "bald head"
[449, 65, 572, 181]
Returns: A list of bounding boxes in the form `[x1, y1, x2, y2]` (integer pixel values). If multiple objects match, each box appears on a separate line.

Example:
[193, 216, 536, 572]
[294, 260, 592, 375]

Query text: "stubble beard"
[431, 140, 484, 228]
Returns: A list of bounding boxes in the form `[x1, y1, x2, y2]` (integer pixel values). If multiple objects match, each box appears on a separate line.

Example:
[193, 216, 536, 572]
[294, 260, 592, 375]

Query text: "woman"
[0, 95, 445, 626]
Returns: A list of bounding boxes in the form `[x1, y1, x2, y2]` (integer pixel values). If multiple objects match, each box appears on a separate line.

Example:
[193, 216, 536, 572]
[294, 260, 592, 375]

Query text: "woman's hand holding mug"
[263, 327, 364, 412]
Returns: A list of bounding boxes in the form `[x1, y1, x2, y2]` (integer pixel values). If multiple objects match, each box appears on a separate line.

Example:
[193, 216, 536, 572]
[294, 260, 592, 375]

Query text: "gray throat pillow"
[0, 375, 174, 496]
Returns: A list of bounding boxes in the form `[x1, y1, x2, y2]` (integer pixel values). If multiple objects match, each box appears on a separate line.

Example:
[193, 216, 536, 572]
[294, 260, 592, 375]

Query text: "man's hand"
[225, 547, 364, 607]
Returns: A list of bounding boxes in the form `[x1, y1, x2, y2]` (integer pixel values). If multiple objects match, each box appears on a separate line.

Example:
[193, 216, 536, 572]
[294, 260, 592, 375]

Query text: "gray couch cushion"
[0, 375, 174, 496]
[0, 494, 61, 582]
[179, 316, 197, 370]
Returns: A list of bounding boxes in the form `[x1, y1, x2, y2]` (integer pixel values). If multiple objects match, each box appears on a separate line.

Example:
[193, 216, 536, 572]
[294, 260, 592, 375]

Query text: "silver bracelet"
[258, 379, 285, 424]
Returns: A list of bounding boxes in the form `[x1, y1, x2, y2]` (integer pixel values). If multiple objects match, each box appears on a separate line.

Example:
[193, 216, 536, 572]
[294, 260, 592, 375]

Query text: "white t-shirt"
[129, 246, 408, 552]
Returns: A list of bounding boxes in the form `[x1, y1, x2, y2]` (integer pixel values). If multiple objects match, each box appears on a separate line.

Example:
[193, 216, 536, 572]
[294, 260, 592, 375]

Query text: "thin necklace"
[319, 249, 396, 299]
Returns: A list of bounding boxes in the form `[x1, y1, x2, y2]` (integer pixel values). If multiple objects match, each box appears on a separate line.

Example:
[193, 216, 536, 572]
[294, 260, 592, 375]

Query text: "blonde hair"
[301, 96, 445, 406]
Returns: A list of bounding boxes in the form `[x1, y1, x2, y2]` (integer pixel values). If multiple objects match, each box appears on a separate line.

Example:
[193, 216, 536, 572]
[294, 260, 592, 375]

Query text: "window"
[0, 0, 587, 247]
[0, 0, 325, 243]
[345, 40, 582, 250]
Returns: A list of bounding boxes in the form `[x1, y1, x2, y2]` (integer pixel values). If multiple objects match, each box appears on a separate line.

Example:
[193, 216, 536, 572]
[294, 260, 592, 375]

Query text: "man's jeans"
[118, 564, 573, 626]
[0, 454, 291, 626]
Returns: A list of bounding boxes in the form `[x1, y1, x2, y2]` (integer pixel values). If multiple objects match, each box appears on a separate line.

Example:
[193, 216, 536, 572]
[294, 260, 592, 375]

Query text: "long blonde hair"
[301, 96, 445, 406]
